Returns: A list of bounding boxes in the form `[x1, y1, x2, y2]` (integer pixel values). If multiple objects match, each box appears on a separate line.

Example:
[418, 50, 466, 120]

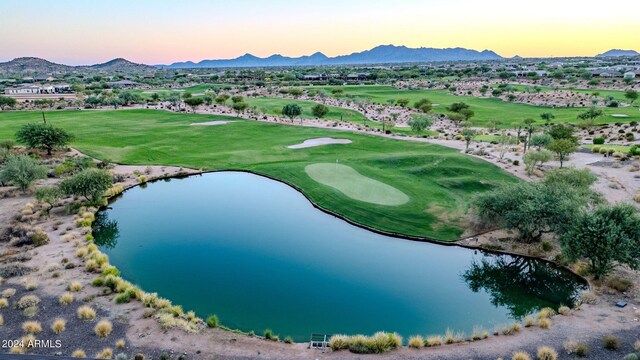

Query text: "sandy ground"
[287, 138, 353, 149]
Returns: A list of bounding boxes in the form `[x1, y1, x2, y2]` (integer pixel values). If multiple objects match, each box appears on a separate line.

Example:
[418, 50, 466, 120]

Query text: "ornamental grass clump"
[51, 319, 66, 334]
[329, 335, 350, 350]
[94, 320, 113, 338]
[426, 335, 443, 347]
[16, 295, 40, 309]
[408, 335, 424, 348]
[69, 281, 82, 292]
[59, 292, 74, 306]
[538, 318, 552, 329]
[77, 305, 96, 321]
[512, 351, 532, 360]
[537, 346, 558, 360]
[22, 321, 42, 334]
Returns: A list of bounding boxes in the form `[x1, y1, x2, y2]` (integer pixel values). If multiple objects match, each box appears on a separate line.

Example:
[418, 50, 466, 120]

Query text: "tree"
[311, 104, 329, 118]
[231, 101, 249, 114]
[184, 97, 204, 112]
[407, 114, 433, 133]
[117, 91, 141, 106]
[473, 170, 598, 243]
[231, 95, 244, 104]
[395, 98, 410, 107]
[547, 124, 577, 143]
[0, 154, 47, 192]
[414, 98, 432, 113]
[60, 168, 113, 206]
[624, 90, 638, 105]
[448, 113, 466, 125]
[523, 150, 552, 175]
[0, 96, 17, 109]
[522, 118, 536, 153]
[529, 133, 553, 150]
[577, 107, 604, 126]
[215, 94, 230, 104]
[560, 204, 640, 279]
[462, 128, 476, 152]
[548, 139, 577, 168]
[281, 104, 302, 123]
[150, 93, 160, 102]
[16, 123, 74, 155]
[447, 102, 470, 113]
[35, 186, 62, 213]
[540, 112, 555, 123]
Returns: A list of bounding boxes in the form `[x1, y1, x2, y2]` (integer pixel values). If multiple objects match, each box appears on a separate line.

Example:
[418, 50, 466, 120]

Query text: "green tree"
[560, 204, 640, 279]
[577, 107, 604, 126]
[540, 112, 555, 123]
[413, 98, 432, 113]
[624, 90, 638, 105]
[523, 150, 552, 175]
[184, 97, 204, 111]
[231, 95, 244, 104]
[117, 91, 141, 106]
[407, 114, 433, 133]
[35, 186, 62, 213]
[447, 102, 470, 113]
[231, 101, 249, 114]
[548, 139, 577, 168]
[473, 177, 596, 243]
[311, 104, 329, 118]
[0, 154, 47, 192]
[462, 128, 476, 152]
[0, 96, 17, 109]
[60, 168, 112, 205]
[282, 104, 303, 123]
[529, 133, 553, 150]
[523, 118, 536, 153]
[215, 94, 230, 104]
[547, 124, 577, 143]
[16, 123, 74, 155]
[395, 98, 410, 107]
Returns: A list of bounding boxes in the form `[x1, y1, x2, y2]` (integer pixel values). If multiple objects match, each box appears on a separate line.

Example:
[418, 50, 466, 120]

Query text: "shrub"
[537, 307, 555, 319]
[284, 336, 293, 344]
[16, 294, 40, 309]
[95, 320, 113, 338]
[408, 335, 424, 348]
[92, 277, 104, 287]
[77, 305, 96, 321]
[538, 318, 552, 329]
[95, 348, 113, 359]
[206, 315, 219, 328]
[85, 259, 99, 272]
[101, 266, 120, 277]
[76, 247, 88, 258]
[579, 290, 598, 304]
[603, 335, 620, 350]
[512, 351, 532, 360]
[558, 305, 570, 315]
[575, 343, 589, 357]
[425, 335, 443, 347]
[60, 169, 113, 206]
[263, 328, 276, 340]
[116, 339, 125, 349]
[537, 346, 558, 360]
[59, 292, 74, 305]
[114, 292, 131, 304]
[348, 335, 370, 353]
[22, 320, 42, 334]
[329, 335, 350, 350]
[69, 281, 82, 292]
[51, 319, 66, 334]
[71, 349, 87, 358]
[0, 154, 48, 192]
[593, 137, 605, 144]
[541, 241, 553, 252]
[0, 298, 8, 309]
[524, 315, 536, 327]
[607, 276, 633, 292]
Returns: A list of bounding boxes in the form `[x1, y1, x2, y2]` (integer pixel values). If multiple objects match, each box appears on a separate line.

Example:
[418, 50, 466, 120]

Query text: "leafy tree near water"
[35, 186, 62, 213]
[60, 168, 112, 206]
[560, 204, 640, 279]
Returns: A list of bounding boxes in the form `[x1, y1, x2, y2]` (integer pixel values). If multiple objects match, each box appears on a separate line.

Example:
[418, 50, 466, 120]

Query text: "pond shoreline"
[107, 166, 591, 290]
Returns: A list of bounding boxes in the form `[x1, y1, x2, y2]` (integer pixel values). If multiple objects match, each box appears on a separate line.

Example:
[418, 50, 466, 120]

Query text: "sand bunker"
[190, 121, 236, 126]
[288, 138, 352, 149]
[611, 114, 630, 118]
[305, 163, 409, 206]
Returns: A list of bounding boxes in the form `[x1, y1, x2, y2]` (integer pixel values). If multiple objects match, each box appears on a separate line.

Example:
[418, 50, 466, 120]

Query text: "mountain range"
[596, 49, 640, 58]
[0, 57, 154, 74]
[160, 45, 504, 68]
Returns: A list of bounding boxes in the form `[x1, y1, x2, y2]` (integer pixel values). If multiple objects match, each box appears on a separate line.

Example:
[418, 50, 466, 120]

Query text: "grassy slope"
[304, 85, 640, 128]
[0, 110, 518, 241]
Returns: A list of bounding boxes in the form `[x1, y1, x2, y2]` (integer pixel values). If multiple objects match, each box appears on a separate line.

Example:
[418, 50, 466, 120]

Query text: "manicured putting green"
[305, 163, 409, 206]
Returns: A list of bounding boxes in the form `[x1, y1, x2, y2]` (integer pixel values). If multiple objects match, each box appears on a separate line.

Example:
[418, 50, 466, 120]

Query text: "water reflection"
[462, 254, 588, 318]
[92, 212, 120, 249]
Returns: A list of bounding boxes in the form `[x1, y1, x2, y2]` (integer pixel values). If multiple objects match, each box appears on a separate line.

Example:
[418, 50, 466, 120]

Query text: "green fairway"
[0, 109, 518, 241]
[304, 85, 640, 128]
[583, 144, 632, 152]
[305, 163, 410, 206]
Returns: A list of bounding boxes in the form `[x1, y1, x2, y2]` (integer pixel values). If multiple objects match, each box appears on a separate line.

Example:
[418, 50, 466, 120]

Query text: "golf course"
[0, 109, 518, 240]
[303, 85, 640, 127]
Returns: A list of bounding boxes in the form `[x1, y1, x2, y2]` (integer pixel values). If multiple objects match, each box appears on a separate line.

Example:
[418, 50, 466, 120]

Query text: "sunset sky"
[1, 0, 638, 65]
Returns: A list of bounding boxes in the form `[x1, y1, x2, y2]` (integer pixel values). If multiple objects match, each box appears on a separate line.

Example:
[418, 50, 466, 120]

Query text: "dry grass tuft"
[59, 292, 74, 306]
[77, 305, 96, 321]
[557, 305, 570, 315]
[512, 351, 532, 360]
[116, 339, 126, 349]
[76, 247, 88, 258]
[51, 319, 66, 334]
[71, 349, 87, 358]
[22, 320, 42, 334]
[16, 295, 40, 309]
[425, 335, 443, 347]
[0, 298, 8, 309]
[95, 348, 113, 359]
[408, 335, 424, 349]
[537, 346, 558, 360]
[538, 318, 552, 329]
[94, 319, 113, 338]
[69, 281, 82, 292]
[2, 288, 16, 298]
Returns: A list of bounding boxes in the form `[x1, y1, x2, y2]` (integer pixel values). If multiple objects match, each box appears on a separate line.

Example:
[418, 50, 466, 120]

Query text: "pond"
[95, 172, 588, 342]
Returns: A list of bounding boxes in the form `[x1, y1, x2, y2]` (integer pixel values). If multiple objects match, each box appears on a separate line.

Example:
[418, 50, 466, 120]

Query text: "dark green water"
[95, 172, 587, 341]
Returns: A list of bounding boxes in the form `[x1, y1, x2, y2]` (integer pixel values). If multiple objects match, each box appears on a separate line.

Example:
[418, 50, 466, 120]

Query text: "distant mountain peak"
[596, 49, 640, 57]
